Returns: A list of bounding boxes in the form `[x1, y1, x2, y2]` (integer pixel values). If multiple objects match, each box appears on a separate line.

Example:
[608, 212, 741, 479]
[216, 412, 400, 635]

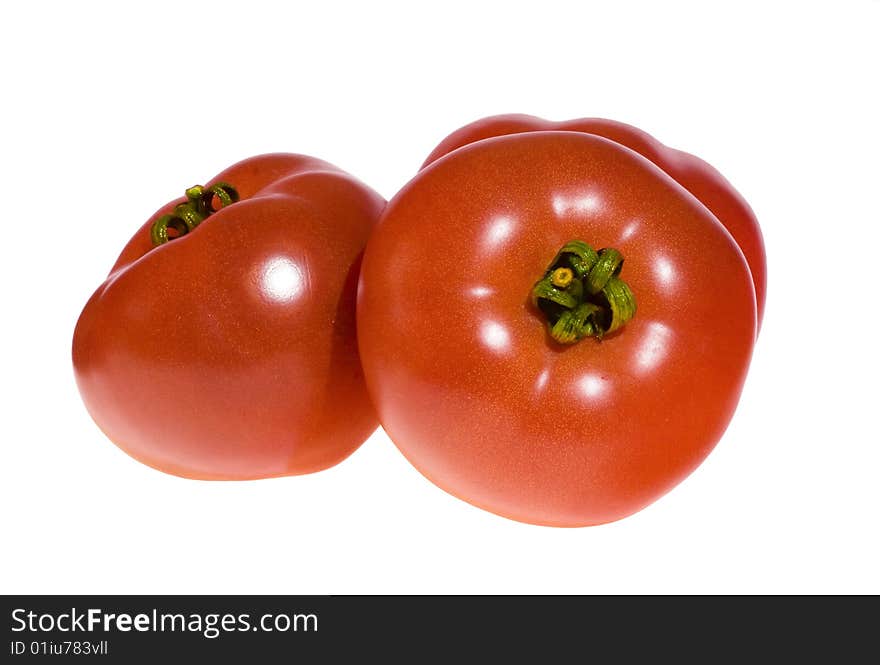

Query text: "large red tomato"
[358, 131, 757, 526]
[423, 114, 766, 328]
[74, 154, 384, 479]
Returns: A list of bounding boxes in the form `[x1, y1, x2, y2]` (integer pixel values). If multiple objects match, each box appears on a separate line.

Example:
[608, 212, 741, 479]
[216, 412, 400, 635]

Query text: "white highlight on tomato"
[634, 321, 674, 374]
[534, 368, 550, 395]
[484, 215, 515, 248]
[260, 256, 306, 303]
[552, 191, 602, 216]
[653, 255, 677, 286]
[577, 372, 609, 400]
[619, 220, 641, 241]
[479, 320, 511, 353]
[468, 285, 495, 299]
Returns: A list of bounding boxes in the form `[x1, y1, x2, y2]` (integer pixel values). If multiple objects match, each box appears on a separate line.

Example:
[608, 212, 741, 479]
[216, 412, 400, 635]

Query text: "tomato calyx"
[150, 182, 239, 246]
[531, 240, 637, 344]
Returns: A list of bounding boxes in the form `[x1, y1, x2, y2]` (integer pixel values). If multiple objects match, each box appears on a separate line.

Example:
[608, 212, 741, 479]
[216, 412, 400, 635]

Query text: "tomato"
[358, 131, 758, 526]
[73, 154, 384, 479]
[423, 114, 766, 328]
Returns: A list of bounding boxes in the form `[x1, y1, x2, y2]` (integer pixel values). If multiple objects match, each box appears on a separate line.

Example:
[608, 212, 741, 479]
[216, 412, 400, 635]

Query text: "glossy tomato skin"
[74, 154, 384, 480]
[423, 114, 766, 330]
[358, 132, 756, 526]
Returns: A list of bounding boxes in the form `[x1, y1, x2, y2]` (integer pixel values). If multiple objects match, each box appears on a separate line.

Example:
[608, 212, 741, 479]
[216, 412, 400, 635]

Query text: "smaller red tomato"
[73, 154, 384, 479]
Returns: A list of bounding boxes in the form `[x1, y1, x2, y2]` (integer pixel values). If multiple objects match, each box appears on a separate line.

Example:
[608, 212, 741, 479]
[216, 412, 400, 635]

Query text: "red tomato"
[74, 154, 384, 479]
[358, 131, 757, 526]
[423, 114, 766, 328]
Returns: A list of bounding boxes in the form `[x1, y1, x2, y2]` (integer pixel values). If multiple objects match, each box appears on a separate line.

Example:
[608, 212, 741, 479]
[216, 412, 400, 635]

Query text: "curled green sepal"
[150, 182, 240, 246]
[551, 302, 602, 344]
[197, 183, 239, 213]
[531, 240, 637, 344]
[550, 240, 599, 278]
[531, 273, 581, 309]
[585, 247, 623, 294]
[595, 276, 637, 336]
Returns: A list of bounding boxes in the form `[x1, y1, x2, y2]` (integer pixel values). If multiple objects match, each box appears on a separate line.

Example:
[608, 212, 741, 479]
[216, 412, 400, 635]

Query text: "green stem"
[531, 240, 636, 344]
[150, 182, 239, 246]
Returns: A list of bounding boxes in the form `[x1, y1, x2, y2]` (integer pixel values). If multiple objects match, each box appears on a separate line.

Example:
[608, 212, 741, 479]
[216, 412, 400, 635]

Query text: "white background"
[2, 1, 878, 594]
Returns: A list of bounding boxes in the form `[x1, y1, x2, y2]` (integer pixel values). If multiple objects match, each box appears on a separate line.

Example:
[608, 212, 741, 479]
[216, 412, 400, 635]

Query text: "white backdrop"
[2, 0, 878, 594]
